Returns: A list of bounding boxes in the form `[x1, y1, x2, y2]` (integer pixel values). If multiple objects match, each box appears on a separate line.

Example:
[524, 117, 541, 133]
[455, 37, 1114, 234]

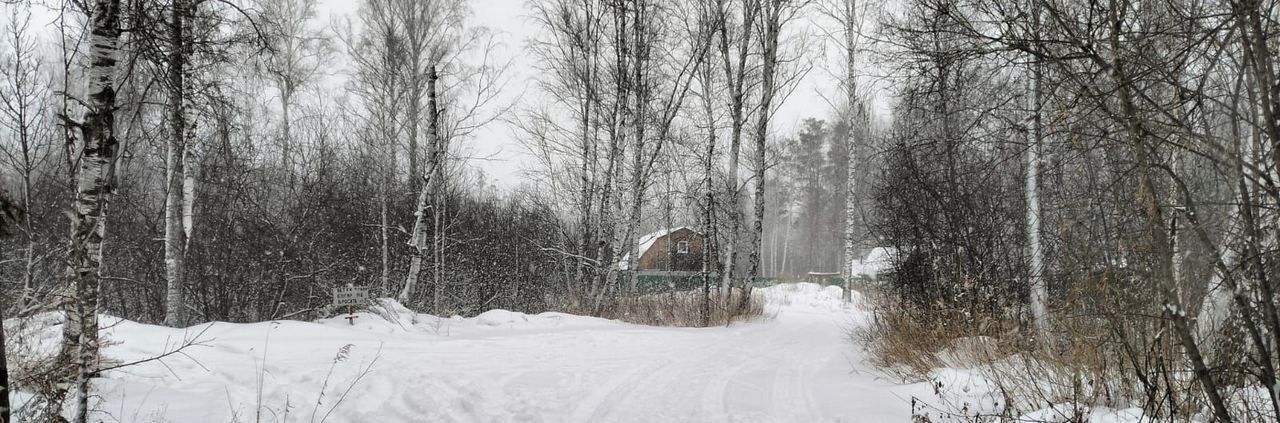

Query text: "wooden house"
[620, 227, 710, 272]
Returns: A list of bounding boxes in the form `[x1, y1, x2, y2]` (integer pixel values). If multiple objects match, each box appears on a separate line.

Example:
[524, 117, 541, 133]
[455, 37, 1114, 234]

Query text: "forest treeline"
[0, 0, 563, 327]
[0, 0, 870, 326]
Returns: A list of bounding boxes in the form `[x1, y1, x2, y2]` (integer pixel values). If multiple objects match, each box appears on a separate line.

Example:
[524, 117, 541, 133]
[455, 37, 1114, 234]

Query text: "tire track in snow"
[565, 359, 671, 422]
[695, 329, 801, 421]
[769, 345, 822, 422]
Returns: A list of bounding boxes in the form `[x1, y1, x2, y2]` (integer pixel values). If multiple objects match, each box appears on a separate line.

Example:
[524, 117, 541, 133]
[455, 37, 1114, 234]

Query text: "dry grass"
[852, 282, 1258, 421]
[851, 288, 1019, 381]
[603, 287, 766, 327]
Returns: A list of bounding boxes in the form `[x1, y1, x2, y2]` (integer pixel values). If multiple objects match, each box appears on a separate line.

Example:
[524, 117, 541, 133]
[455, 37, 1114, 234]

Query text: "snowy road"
[74, 284, 917, 422]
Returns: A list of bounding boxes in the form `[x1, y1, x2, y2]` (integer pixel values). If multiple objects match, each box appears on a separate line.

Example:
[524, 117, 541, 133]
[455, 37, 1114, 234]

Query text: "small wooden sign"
[333, 285, 369, 307]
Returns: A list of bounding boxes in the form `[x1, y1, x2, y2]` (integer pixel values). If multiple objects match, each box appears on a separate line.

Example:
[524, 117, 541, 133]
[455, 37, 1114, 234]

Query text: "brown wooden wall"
[637, 228, 709, 272]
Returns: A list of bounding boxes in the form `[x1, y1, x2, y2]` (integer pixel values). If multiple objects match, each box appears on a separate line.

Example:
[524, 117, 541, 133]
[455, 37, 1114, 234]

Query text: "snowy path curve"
[82, 284, 915, 422]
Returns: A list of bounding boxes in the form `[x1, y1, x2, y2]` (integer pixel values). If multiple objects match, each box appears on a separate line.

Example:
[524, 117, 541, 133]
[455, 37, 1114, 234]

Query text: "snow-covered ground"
[7, 283, 938, 422]
[8, 283, 1150, 422]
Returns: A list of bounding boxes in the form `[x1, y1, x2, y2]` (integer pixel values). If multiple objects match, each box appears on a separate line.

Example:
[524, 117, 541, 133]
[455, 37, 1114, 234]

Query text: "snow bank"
[475, 309, 530, 326]
[310, 298, 626, 339]
[900, 349, 1164, 423]
[850, 247, 895, 278]
[755, 282, 850, 311]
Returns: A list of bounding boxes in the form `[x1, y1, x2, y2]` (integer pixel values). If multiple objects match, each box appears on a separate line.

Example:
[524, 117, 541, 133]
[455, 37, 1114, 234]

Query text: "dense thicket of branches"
[520, 0, 812, 320]
[0, 0, 827, 334]
[0, 0, 554, 334]
[871, 0, 1280, 419]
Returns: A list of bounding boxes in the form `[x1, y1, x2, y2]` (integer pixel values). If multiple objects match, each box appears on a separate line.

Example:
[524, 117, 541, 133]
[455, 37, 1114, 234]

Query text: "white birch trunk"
[163, 0, 189, 328]
[401, 67, 438, 305]
[380, 188, 389, 292]
[428, 68, 446, 315]
[400, 180, 430, 304]
[183, 148, 195, 247]
[838, 0, 862, 303]
[62, 1, 124, 420]
[716, 0, 757, 303]
[745, 0, 782, 313]
[781, 213, 792, 276]
[1025, 14, 1048, 334]
[397, 66, 443, 312]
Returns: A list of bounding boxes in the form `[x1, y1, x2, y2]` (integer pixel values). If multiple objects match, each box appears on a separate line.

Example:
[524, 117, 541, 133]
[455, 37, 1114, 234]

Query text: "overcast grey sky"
[8, 0, 887, 189]
[387, 0, 882, 189]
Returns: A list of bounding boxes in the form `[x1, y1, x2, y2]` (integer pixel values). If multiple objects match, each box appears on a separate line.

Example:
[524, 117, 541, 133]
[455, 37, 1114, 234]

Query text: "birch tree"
[345, 0, 406, 294]
[525, 0, 614, 311]
[0, 2, 50, 312]
[871, 0, 1280, 418]
[393, 0, 464, 195]
[392, 0, 466, 311]
[258, 0, 327, 188]
[694, 0, 723, 325]
[817, 0, 870, 301]
[396, 12, 509, 312]
[714, 0, 759, 301]
[745, 0, 803, 312]
[1023, 4, 1046, 334]
[162, 0, 192, 327]
[60, 0, 125, 420]
[401, 65, 440, 306]
[618, 0, 705, 294]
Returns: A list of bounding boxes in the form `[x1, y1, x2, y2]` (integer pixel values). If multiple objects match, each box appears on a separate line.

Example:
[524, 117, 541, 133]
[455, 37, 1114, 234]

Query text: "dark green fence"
[618, 271, 872, 294]
[620, 272, 717, 294]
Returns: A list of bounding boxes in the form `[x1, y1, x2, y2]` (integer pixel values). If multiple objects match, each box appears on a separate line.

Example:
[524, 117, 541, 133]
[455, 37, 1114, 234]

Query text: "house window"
[676, 240, 690, 254]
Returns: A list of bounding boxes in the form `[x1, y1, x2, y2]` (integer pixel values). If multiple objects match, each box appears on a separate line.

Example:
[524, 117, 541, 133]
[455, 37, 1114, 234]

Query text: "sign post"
[332, 284, 369, 325]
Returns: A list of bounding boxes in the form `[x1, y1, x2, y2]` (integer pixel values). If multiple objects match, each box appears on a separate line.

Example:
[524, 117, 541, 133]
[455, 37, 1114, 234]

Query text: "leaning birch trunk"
[401, 67, 439, 306]
[163, 0, 188, 328]
[400, 176, 430, 304]
[60, 1, 124, 420]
